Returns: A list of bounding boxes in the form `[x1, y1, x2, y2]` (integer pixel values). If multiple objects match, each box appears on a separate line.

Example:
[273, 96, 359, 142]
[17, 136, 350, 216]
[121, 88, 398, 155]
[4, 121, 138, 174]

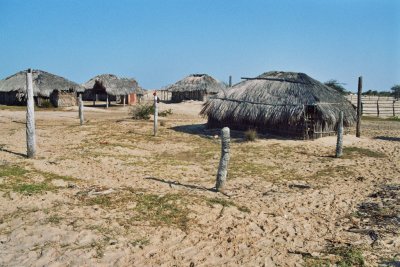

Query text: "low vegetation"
[130, 104, 173, 120]
[244, 129, 258, 142]
[342, 147, 386, 159]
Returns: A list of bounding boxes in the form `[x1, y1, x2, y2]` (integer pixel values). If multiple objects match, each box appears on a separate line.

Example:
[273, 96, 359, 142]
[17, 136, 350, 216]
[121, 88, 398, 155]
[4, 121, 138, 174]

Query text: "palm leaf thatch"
[0, 69, 84, 97]
[200, 71, 357, 139]
[83, 74, 142, 96]
[165, 74, 226, 102]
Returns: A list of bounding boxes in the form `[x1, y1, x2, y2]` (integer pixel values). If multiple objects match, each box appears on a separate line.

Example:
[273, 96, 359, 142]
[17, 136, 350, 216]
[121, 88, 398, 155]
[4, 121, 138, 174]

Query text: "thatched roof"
[83, 74, 143, 96]
[201, 71, 357, 127]
[165, 74, 226, 93]
[0, 69, 84, 97]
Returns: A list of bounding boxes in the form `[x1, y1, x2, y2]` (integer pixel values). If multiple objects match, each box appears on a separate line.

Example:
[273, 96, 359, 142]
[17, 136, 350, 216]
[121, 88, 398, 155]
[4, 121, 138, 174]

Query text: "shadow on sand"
[0, 147, 26, 158]
[145, 176, 217, 193]
[374, 136, 400, 142]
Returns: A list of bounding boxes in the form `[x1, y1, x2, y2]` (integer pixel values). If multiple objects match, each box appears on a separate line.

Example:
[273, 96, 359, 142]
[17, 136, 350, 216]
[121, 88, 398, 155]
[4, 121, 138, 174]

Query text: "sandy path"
[0, 103, 399, 266]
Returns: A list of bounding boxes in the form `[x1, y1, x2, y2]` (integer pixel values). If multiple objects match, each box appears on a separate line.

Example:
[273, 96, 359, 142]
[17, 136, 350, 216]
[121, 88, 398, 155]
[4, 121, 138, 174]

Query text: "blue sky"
[0, 0, 399, 92]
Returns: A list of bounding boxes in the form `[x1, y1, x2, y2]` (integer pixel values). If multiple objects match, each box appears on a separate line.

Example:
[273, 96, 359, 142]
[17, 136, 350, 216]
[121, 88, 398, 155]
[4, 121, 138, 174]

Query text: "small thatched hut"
[200, 71, 357, 139]
[0, 69, 84, 107]
[82, 74, 143, 106]
[165, 74, 226, 103]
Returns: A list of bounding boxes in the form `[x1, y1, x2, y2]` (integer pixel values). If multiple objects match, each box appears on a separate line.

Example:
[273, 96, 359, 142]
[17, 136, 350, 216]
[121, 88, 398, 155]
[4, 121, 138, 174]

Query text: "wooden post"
[123, 95, 126, 107]
[93, 94, 96, 107]
[215, 127, 230, 192]
[153, 92, 158, 136]
[356, 76, 362, 137]
[106, 94, 109, 108]
[377, 100, 380, 117]
[26, 69, 36, 158]
[393, 100, 396, 117]
[229, 76, 232, 87]
[335, 111, 344, 158]
[79, 94, 84, 125]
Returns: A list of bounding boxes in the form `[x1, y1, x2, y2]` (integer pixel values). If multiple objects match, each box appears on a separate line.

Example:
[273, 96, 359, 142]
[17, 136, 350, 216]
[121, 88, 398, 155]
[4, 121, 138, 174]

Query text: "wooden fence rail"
[345, 95, 400, 117]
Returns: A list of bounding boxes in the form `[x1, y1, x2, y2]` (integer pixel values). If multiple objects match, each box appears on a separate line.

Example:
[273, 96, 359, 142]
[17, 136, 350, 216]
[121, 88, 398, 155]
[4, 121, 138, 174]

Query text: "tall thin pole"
[79, 94, 84, 125]
[153, 92, 158, 136]
[335, 111, 344, 158]
[356, 76, 362, 137]
[216, 127, 230, 192]
[106, 94, 109, 108]
[26, 69, 36, 158]
[229, 76, 232, 87]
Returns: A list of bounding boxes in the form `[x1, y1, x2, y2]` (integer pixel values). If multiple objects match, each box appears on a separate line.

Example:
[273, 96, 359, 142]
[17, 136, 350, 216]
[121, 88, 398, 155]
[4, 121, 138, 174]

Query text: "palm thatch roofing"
[0, 69, 84, 97]
[83, 74, 143, 96]
[201, 71, 356, 135]
[165, 74, 226, 93]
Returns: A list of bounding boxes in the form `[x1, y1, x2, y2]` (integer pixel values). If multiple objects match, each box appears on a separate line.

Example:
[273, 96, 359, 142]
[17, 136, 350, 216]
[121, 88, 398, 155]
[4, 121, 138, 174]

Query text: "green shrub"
[244, 129, 257, 142]
[39, 100, 53, 108]
[130, 105, 173, 120]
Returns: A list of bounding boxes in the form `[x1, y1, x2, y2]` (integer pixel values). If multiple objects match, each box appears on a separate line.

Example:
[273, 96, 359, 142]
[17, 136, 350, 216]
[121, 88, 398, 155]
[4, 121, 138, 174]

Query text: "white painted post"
[123, 95, 126, 107]
[153, 92, 158, 136]
[26, 69, 36, 158]
[79, 94, 84, 125]
[335, 111, 344, 158]
[106, 94, 109, 108]
[216, 127, 230, 191]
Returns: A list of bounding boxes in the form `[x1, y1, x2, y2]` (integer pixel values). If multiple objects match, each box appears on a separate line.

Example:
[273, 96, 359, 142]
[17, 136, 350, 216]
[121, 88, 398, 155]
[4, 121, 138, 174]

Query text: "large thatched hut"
[165, 74, 226, 103]
[82, 74, 143, 106]
[0, 69, 83, 107]
[200, 71, 356, 139]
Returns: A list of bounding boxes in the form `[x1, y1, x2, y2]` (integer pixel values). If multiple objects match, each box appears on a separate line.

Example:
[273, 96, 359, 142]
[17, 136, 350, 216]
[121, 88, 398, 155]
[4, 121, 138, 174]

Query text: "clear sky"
[0, 0, 399, 92]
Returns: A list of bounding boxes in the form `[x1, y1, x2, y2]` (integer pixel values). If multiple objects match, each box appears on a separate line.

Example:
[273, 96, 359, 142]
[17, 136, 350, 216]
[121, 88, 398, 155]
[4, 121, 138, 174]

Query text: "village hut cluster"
[0, 68, 357, 140]
[0, 70, 144, 108]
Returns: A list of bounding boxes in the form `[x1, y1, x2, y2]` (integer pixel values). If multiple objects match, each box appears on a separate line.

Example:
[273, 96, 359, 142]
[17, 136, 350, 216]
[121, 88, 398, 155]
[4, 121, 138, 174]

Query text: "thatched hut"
[165, 74, 226, 103]
[82, 74, 143, 106]
[0, 69, 84, 107]
[200, 71, 357, 139]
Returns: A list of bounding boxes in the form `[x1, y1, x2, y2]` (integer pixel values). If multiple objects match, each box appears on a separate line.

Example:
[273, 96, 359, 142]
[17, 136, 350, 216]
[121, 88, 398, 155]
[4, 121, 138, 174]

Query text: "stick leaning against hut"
[200, 71, 357, 139]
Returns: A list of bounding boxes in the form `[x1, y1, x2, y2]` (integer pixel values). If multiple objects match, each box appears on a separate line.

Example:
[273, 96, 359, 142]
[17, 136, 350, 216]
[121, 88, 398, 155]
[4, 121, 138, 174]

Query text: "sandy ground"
[0, 102, 399, 266]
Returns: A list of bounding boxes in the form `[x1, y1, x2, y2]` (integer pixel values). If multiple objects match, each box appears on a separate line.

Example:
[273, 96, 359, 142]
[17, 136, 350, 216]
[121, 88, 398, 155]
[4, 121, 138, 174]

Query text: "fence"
[345, 95, 400, 117]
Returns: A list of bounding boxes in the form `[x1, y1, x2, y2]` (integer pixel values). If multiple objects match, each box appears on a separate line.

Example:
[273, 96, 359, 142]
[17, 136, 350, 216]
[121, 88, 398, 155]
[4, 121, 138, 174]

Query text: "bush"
[130, 105, 173, 120]
[130, 104, 154, 120]
[160, 120, 166, 127]
[244, 129, 257, 142]
[39, 100, 53, 108]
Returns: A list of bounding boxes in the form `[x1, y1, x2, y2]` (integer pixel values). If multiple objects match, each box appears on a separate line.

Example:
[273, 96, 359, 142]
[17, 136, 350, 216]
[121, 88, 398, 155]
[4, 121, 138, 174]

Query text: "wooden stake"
[123, 95, 126, 107]
[153, 93, 158, 136]
[106, 94, 109, 108]
[216, 127, 230, 191]
[356, 76, 362, 137]
[79, 94, 84, 125]
[93, 94, 96, 106]
[335, 111, 344, 158]
[229, 76, 232, 87]
[26, 69, 36, 158]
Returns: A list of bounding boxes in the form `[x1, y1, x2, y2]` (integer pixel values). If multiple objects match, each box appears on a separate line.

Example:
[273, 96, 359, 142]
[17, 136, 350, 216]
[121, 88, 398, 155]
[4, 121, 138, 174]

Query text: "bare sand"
[0, 102, 399, 266]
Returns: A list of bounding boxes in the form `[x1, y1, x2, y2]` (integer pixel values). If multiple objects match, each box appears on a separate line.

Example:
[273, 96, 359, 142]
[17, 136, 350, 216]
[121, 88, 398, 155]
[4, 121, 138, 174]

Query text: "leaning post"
[215, 127, 231, 191]
[356, 76, 362, 137]
[335, 111, 344, 158]
[26, 69, 36, 158]
[78, 94, 84, 125]
[153, 91, 158, 136]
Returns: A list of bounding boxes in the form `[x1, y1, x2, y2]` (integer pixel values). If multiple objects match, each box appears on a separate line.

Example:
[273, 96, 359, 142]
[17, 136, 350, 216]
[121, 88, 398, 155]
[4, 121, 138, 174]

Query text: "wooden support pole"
[93, 94, 96, 107]
[153, 93, 158, 136]
[377, 100, 380, 117]
[393, 100, 396, 117]
[229, 76, 232, 87]
[26, 69, 36, 158]
[335, 111, 344, 158]
[356, 76, 362, 138]
[79, 94, 84, 126]
[215, 127, 230, 192]
[106, 94, 109, 108]
[123, 95, 126, 107]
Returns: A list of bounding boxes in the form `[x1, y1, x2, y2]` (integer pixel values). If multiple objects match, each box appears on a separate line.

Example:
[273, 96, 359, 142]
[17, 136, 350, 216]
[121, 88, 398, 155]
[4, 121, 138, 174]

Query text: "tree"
[391, 84, 400, 99]
[324, 80, 348, 95]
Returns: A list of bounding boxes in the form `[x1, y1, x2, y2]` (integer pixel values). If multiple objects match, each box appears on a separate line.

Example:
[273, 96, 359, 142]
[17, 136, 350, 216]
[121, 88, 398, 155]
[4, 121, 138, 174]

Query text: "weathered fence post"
[335, 111, 344, 158]
[93, 94, 96, 106]
[356, 76, 362, 137]
[153, 92, 158, 136]
[216, 127, 231, 191]
[229, 76, 232, 87]
[78, 94, 84, 125]
[106, 94, 109, 108]
[393, 100, 396, 117]
[26, 69, 36, 158]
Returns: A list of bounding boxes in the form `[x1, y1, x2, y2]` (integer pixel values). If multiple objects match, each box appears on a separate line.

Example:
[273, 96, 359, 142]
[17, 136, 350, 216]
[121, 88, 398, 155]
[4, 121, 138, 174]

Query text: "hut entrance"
[304, 105, 317, 140]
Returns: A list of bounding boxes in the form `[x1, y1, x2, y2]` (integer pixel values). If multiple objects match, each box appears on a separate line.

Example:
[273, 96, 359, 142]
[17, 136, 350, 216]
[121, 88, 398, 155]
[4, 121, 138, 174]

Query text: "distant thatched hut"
[165, 74, 226, 103]
[201, 71, 356, 139]
[0, 69, 83, 107]
[82, 74, 143, 106]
